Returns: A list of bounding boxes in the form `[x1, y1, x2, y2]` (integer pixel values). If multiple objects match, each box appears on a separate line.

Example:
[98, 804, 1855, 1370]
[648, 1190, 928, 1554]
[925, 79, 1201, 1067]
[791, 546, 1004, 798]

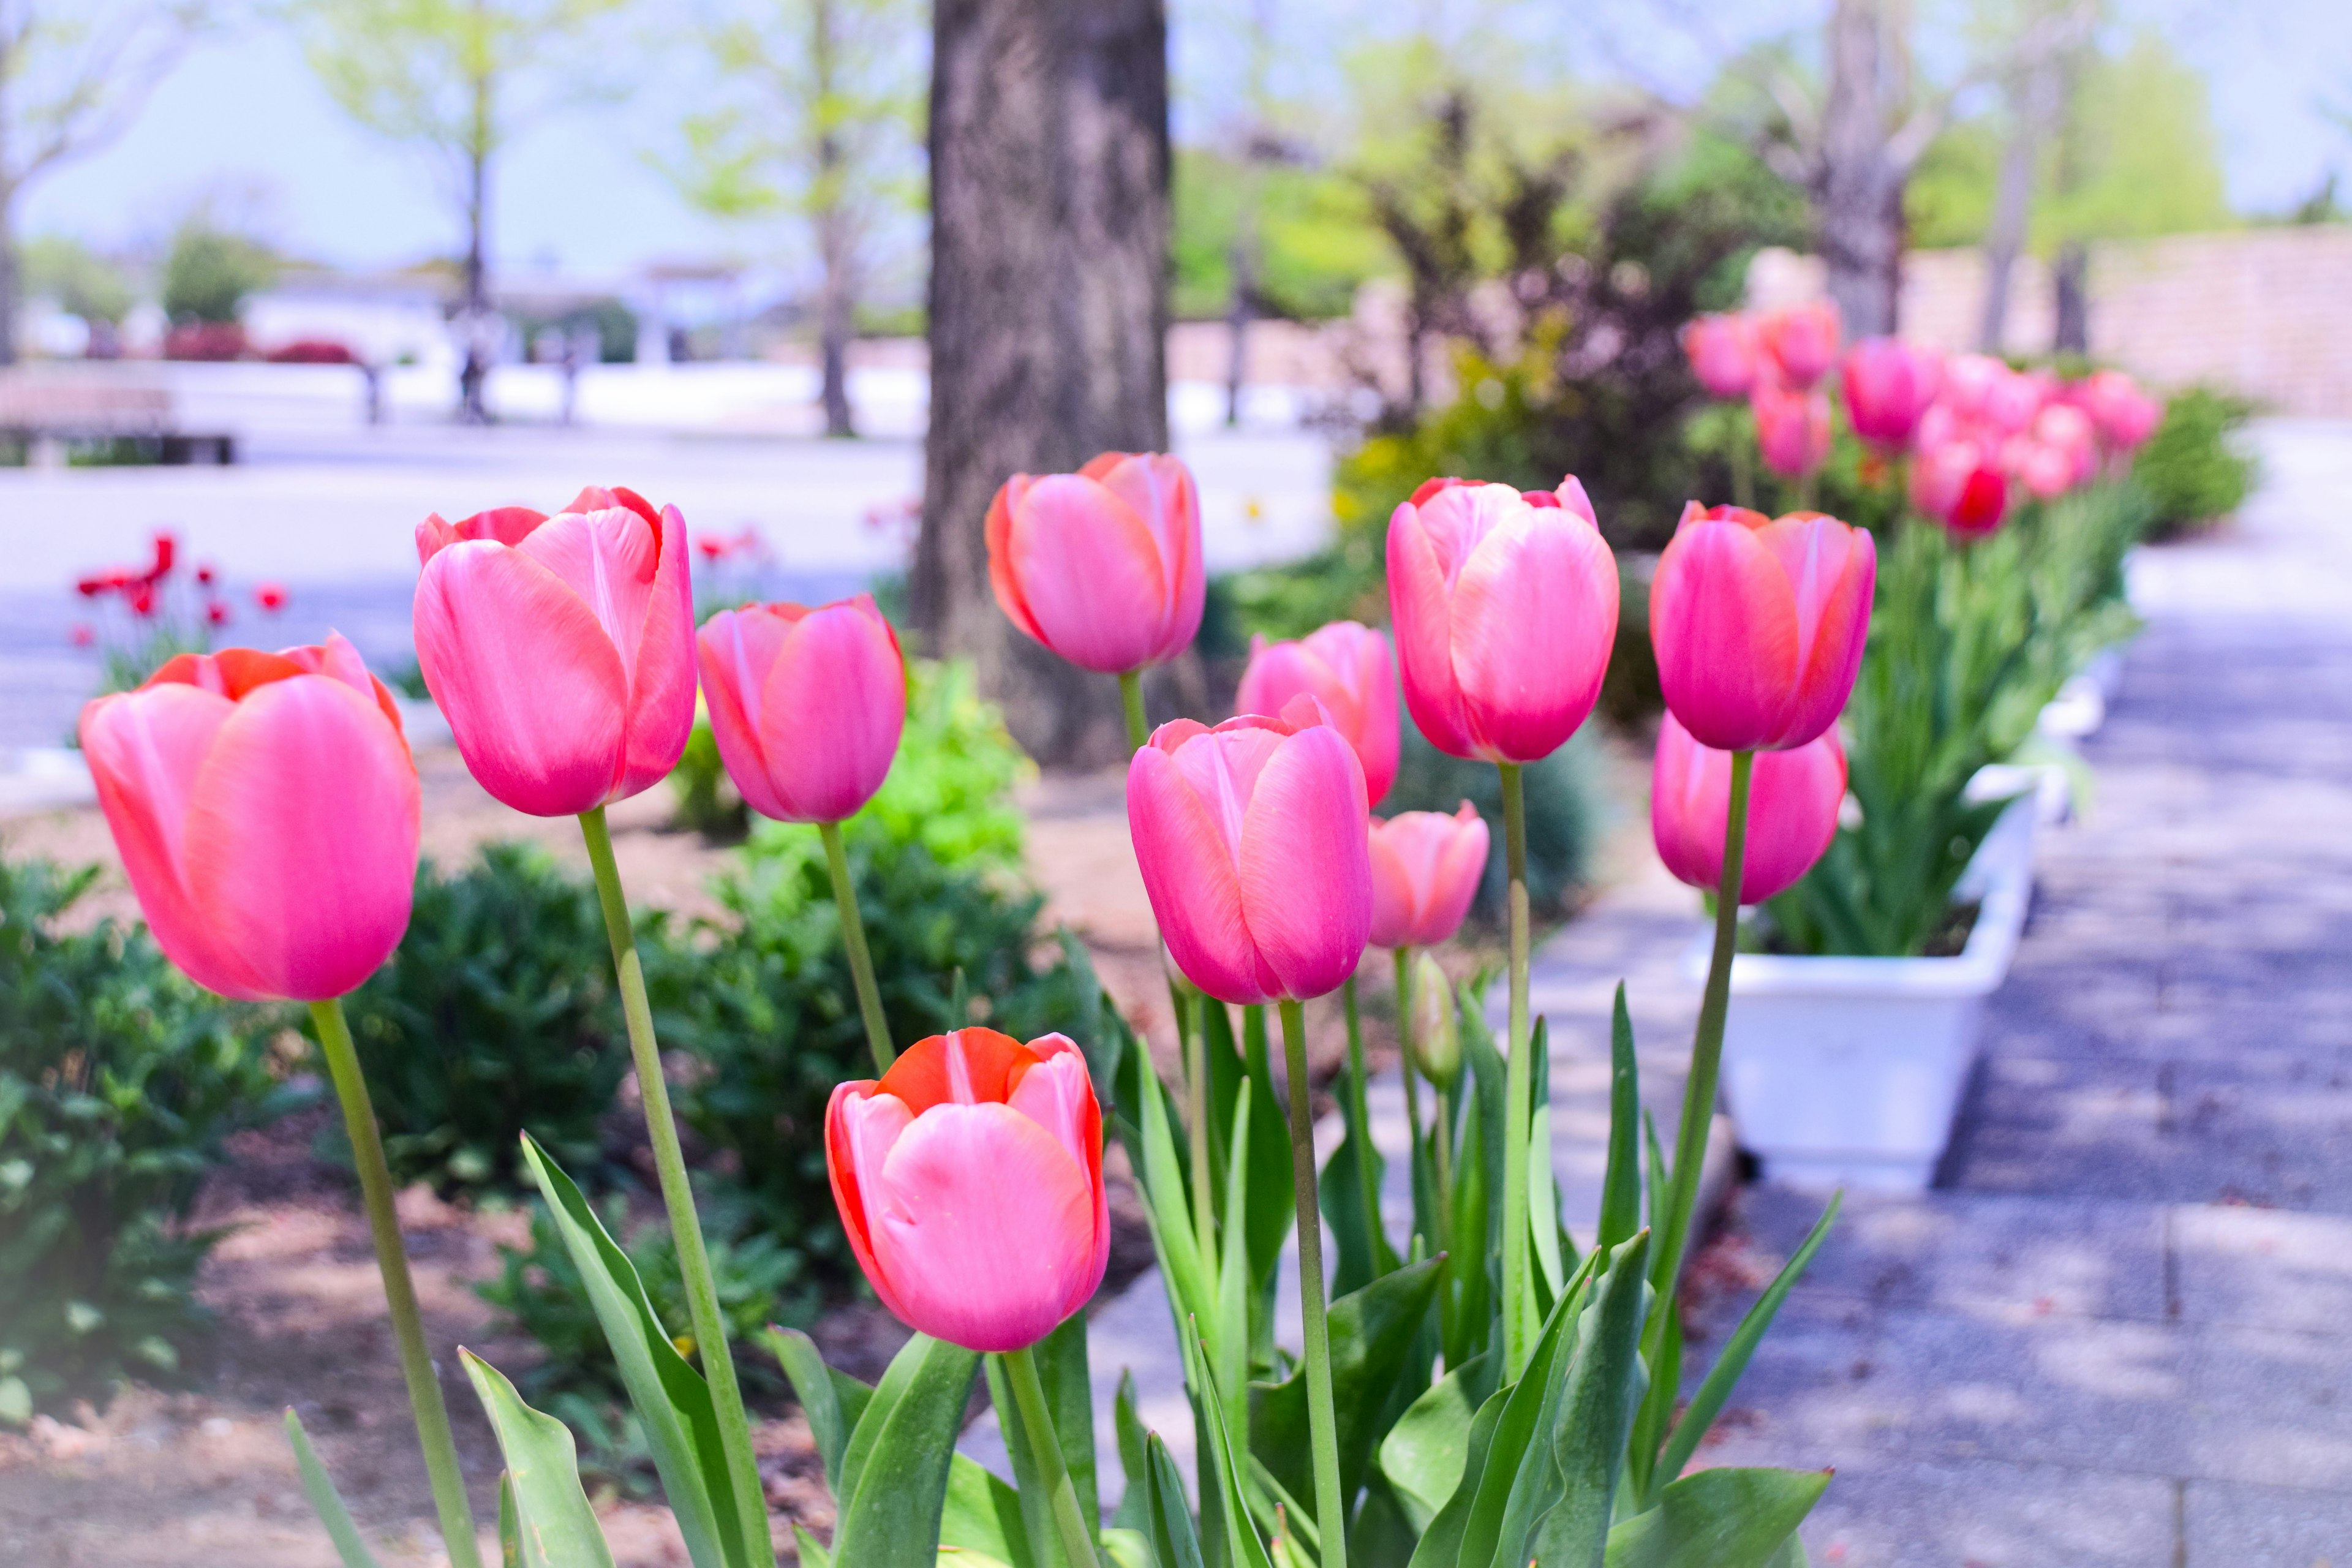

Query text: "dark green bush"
[2134, 385, 2257, 540]
[335, 843, 636, 1196]
[0, 856, 287, 1421]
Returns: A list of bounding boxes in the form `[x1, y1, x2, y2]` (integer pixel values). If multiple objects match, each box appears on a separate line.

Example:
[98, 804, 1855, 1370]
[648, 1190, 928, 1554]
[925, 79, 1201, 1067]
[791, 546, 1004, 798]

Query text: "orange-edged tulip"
[80, 635, 420, 1001]
[1127, 696, 1372, 1006]
[1681, 312, 1762, 399]
[413, 486, 696, 817]
[1756, 300, 1841, 390]
[1650, 502, 1875, 752]
[1387, 477, 1618, 764]
[827, 1028, 1109, 1354]
[1841, 337, 1942, 451]
[696, 595, 905, 824]
[1752, 379, 1833, 478]
[1652, 713, 1844, 905]
[1368, 802, 1490, 948]
[1236, 620, 1399, 807]
[986, 451, 1204, 674]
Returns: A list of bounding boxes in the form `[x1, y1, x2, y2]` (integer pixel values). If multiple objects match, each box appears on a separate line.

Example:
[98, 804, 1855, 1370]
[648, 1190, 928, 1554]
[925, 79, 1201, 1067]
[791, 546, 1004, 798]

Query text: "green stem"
[1118, 669, 1150, 752]
[1185, 988, 1216, 1280]
[1393, 948, 1428, 1240]
[1498, 760, 1533, 1379]
[1278, 998, 1349, 1568]
[1341, 975, 1384, 1277]
[310, 998, 483, 1568]
[578, 807, 774, 1567]
[819, 817, 895, 1074]
[1000, 1343, 1103, 1568]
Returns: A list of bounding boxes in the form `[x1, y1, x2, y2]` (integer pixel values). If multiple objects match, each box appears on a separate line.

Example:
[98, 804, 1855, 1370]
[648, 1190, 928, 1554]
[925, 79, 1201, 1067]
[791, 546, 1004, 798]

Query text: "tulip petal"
[1387, 502, 1478, 758]
[1001, 475, 1170, 674]
[1448, 512, 1618, 762]
[516, 510, 661, 683]
[1007, 1042, 1110, 1313]
[1087, 454, 1204, 663]
[414, 540, 629, 816]
[1237, 727, 1372, 1001]
[828, 1085, 917, 1325]
[1128, 743, 1275, 1005]
[1755, 516, 1875, 749]
[696, 606, 795, 821]
[756, 599, 905, 822]
[613, 505, 699, 801]
[1651, 522, 1801, 753]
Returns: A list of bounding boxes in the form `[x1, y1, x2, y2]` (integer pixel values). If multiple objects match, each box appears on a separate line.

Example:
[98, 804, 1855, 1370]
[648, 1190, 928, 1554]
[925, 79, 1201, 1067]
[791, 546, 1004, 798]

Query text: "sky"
[20, 1, 2352, 282]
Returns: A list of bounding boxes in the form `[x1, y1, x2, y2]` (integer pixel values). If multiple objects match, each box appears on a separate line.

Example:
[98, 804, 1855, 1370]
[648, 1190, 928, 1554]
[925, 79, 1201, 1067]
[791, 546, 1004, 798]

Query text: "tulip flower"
[1680, 312, 1761, 399]
[1386, 477, 1618, 764]
[2078, 369, 2160, 453]
[1841, 337, 1942, 451]
[80, 635, 420, 1001]
[1652, 713, 1844, 905]
[1368, 802, 1490, 949]
[1236, 620, 1400, 807]
[1650, 502, 1875, 753]
[1756, 300, 1841, 390]
[827, 1028, 1109, 1353]
[1751, 379, 1834, 478]
[1127, 696, 1371, 1006]
[413, 486, 695, 817]
[696, 595, 905, 824]
[1912, 443, 2010, 537]
[986, 450, 1204, 676]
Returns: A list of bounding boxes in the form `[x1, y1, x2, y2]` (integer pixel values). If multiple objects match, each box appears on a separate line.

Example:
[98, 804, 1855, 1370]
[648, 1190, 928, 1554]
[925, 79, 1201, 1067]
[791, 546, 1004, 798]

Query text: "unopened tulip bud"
[1408, 950, 1460, 1090]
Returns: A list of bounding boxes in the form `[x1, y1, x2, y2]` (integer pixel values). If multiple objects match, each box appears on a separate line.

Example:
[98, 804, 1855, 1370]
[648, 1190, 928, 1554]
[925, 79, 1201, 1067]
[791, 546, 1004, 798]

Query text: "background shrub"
[0, 856, 286, 1422]
[2134, 385, 2258, 540]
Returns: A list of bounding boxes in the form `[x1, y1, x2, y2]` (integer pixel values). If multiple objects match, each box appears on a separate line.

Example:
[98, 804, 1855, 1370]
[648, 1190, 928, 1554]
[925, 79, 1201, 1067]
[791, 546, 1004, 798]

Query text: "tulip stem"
[1117, 669, 1150, 751]
[818, 818, 896, 1074]
[1393, 949, 1425, 1232]
[1000, 1343, 1103, 1568]
[578, 807, 774, 1568]
[1277, 998, 1350, 1568]
[308, 996, 483, 1568]
[1498, 760, 1534, 1381]
[1653, 748, 1752, 1308]
[1341, 975, 1385, 1278]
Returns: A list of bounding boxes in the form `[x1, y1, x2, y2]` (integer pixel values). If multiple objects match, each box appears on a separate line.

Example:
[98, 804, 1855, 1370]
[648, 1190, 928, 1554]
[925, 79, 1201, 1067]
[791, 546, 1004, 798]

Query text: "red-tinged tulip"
[1752, 380, 1834, 478]
[1982, 364, 2044, 436]
[1235, 621, 1400, 807]
[2080, 369, 2160, 452]
[696, 595, 905, 824]
[1841, 337, 1943, 450]
[827, 1028, 1108, 1354]
[1387, 478, 1618, 764]
[1912, 443, 2011, 537]
[1651, 712, 1844, 905]
[1756, 300, 1841, 390]
[79, 635, 420, 1001]
[1408, 472, 1599, 520]
[1368, 802, 1490, 948]
[1651, 502, 1875, 752]
[413, 486, 695, 817]
[1127, 696, 1372, 1005]
[986, 451, 1204, 674]
[1680, 312, 1762, 399]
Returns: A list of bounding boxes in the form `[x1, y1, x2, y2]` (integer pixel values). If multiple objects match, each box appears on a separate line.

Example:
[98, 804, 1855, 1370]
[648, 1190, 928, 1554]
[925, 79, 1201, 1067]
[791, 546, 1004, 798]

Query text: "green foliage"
[1174, 149, 1393, 322]
[22, 235, 136, 325]
[0, 856, 285, 1421]
[1385, 723, 1602, 924]
[336, 843, 632, 1195]
[160, 221, 278, 325]
[2134, 385, 2258, 540]
[670, 709, 750, 842]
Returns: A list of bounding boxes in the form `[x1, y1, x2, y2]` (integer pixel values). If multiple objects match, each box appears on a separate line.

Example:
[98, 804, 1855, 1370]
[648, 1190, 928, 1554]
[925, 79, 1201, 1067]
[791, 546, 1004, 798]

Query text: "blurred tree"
[21, 235, 135, 352]
[160, 217, 277, 323]
[289, 0, 625, 421]
[1170, 150, 1386, 322]
[0, 1, 207, 363]
[659, 0, 922, 437]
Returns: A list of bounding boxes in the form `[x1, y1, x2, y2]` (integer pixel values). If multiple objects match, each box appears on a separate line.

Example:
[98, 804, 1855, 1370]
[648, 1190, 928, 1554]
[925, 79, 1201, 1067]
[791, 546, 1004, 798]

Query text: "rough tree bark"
[915, 0, 1170, 767]
[812, 0, 856, 438]
[1815, 0, 1909, 337]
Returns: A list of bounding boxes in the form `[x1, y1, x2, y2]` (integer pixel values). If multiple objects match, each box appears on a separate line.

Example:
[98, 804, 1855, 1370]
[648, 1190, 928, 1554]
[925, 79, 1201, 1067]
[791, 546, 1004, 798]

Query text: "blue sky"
[21, 1, 2351, 280]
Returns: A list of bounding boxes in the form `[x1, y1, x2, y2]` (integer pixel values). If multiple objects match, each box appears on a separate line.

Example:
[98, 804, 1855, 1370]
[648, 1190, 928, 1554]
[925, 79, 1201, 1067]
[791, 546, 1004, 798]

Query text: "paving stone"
[2184, 1324, 2352, 1493]
[1773, 1457, 2177, 1568]
[2172, 1205, 2352, 1335]
[2182, 1478, 2352, 1568]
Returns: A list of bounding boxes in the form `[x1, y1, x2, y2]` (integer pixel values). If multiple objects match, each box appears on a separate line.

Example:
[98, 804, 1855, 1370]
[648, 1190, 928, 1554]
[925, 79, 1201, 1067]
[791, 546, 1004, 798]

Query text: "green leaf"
[1654, 1194, 1841, 1493]
[1213, 1093, 1256, 1450]
[1596, 987, 1642, 1256]
[520, 1134, 744, 1568]
[1402, 1380, 1506, 1568]
[942, 1452, 1037, 1568]
[1250, 1256, 1445, 1516]
[1134, 1051, 1213, 1332]
[763, 1327, 868, 1498]
[1103, 1528, 1155, 1568]
[282, 1408, 385, 1568]
[1526, 1033, 1563, 1311]
[459, 1350, 616, 1568]
[1442, 1087, 1494, 1371]
[832, 1333, 982, 1568]
[1112, 1370, 1152, 1532]
[1207, 998, 1295, 1302]
[1185, 1321, 1276, 1568]
[1449, 1276, 1582, 1568]
[1376, 1352, 1498, 1533]
[1323, 1054, 1399, 1297]
[1532, 1231, 1654, 1568]
[792, 1525, 832, 1568]
[1603, 1468, 1830, 1568]
[985, 1315, 1098, 1568]
[1145, 1433, 1208, 1568]
[500, 1472, 521, 1568]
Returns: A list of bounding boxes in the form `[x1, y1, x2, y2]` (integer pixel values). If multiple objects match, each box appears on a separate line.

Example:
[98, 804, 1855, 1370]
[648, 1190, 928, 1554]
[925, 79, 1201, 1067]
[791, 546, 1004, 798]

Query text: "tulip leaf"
[1145, 1432, 1208, 1568]
[282, 1408, 385, 1568]
[1596, 987, 1642, 1257]
[832, 1332, 982, 1568]
[1449, 1276, 1580, 1568]
[941, 1446, 1037, 1568]
[1104, 1529, 1155, 1568]
[1133, 1046, 1213, 1333]
[1402, 1379, 1506, 1568]
[1212, 1094, 1254, 1452]
[1111, 1370, 1153, 1532]
[985, 1314, 1099, 1568]
[1602, 1468, 1830, 1568]
[1322, 1049, 1398, 1298]
[1204, 997, 1295, 1301]
[1245, 1455, 1320, 1558]
[459, 1350, 616, 1568]
[1376, 1351, 1498, 1533]
[1526, 1019, 1564, 1315]
[1248, 1256, 1444, 1520]
[791, 1526, 831, 1568]
[763, 1327, 872, 1497]
[500, 1472, 521, 1568]
[1443, 1082, 1494, 1371]
[521, 1134, 745, 1568]
[1184, 1320, 1277, 1568]
[1653, 1195, 1842, 1499]
[1532, 1231, 1654, 1568]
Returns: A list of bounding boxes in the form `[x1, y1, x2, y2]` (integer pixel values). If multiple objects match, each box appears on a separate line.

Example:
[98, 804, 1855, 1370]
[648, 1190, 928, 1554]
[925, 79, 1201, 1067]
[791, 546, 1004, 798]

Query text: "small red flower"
[195, 564, 217, 586]
[149, 532, 178, 579]
[127, 583, 157, 618]
[254, 582, 287, 612]
[75, 576, 108, 598]
[696, 535, 729, 561]
[206, 601, 231, 626]
[69, 623, 96, 647]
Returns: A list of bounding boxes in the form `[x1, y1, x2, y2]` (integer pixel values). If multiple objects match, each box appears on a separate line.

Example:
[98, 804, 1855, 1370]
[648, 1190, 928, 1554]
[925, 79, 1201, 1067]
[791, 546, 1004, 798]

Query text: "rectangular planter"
[1683, 793, 2040, 1193]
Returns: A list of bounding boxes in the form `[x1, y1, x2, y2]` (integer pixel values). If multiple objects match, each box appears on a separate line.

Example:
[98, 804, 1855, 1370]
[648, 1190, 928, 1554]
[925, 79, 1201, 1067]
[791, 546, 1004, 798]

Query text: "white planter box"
[1683, 794, 2040, 1194]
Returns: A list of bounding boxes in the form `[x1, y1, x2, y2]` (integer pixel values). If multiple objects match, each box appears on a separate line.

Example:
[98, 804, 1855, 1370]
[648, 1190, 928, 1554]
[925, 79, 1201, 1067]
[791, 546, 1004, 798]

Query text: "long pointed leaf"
[1603, 1467, 1830, 1568]
[1248, 1256, 1445, 1515]
[1146, 1433, 1210, 1568]
[1533, 1231, 1654, 1567]
[1112, 1370, 1153, 1532]
[986, 1314, 1099, 1568]
[1214, 1094, 1255, 1449]
[943, 1451, 1037, 1568]
[1596, 987, 1641, 1255]
[1450, 1278, 1580, 1568]
[1376, 1351, 1498, 1533]
[1185, 1321, 1277, 1568]
[283, 1409, 385, 1568]
[1403, 1381, 1506, 1568]
[459, 1351, 616, 1568]
[832, 1333, 981, 1568]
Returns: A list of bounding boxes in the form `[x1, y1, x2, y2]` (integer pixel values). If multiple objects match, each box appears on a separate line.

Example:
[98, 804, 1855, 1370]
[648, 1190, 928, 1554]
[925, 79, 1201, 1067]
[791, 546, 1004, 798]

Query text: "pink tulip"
[1368, 802, 1490, 948]
[80, 636, 420, 1001]
[1681, 312, 1762, 399]
[1652, 713, 1844, 905]
[1982, 365, 2045, 437]
[986, 451, 1204, 674]
[1236, 621, 1400, 807]
[1756, 300, 1841, 390]
[1127, 697, 1372, 1005]
[1841, 338, 1943, 451]
[414, 486, 695, 818]
[1938, 353, 2006, 423]
[1387, 478, 1618, 764]
[696, 595, 905, 824]
[1912, 444, 2010, 537]
[1751, 379, 1834, 478]
[827, 1028, 1109, 1354]
[2079, 370, 2160, 453]
[1650, 502, 1875, 752]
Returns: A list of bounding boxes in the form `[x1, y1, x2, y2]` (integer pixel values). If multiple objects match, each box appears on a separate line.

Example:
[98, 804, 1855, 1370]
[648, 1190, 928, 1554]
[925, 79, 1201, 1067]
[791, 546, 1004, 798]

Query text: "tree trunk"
[460, 148, 491, 423]
[0, 187, 17, 369]
[916, 0, 1170, 767]
[1977, 57, 2054, 353]
[813, 0, 856, 438]
[1224, 232, 1253, 425]
[1817, 0, 1903, 337]
[2051, 241, 2089, 355]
